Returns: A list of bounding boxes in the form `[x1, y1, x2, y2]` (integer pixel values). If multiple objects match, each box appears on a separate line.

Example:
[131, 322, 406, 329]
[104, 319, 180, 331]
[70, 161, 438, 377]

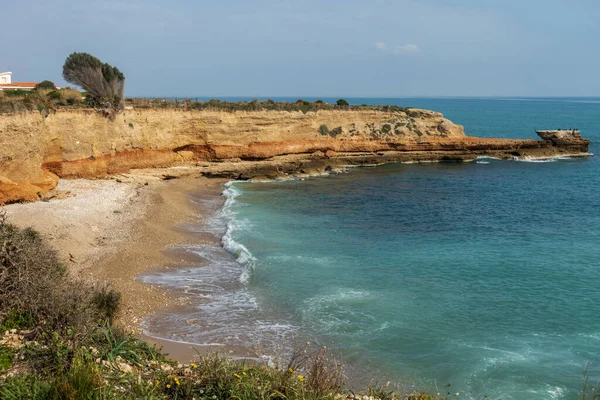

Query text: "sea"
[140, 97, 600, 400]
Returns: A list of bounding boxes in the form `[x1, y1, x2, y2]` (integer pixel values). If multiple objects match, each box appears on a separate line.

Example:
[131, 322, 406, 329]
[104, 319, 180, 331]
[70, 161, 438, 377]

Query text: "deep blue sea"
[142, 97, 600, 400]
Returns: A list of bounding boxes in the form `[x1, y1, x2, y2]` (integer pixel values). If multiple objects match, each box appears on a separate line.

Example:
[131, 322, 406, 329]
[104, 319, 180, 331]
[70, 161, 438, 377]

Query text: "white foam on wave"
[301, 289, 377, 333]
[268, 253, 332, 266]
[220, 182, 257, 283]
[515, 156, 558, 163]
[577, 332, 600, 341]
[547, 385, 567, 399]
[513, 155, 586, 163]
[139, 240, 298, 353]
[476, 155, 502, 160]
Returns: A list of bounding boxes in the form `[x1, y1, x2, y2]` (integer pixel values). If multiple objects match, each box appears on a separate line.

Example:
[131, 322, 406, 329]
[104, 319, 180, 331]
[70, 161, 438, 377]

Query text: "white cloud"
[375, 42, 420, 55]
[394, 44, 420, 55]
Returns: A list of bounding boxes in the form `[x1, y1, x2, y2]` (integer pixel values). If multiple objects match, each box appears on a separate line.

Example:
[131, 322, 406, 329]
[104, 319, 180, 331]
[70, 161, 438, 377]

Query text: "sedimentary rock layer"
[0, 108, 590, 204]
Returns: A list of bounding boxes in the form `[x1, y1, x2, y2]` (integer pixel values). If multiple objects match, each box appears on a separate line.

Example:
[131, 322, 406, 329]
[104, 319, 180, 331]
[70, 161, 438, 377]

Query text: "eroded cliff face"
[0, 108, 589, 204]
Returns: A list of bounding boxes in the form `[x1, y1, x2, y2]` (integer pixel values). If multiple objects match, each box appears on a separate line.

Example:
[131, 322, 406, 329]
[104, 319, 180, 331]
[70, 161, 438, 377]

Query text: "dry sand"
[3, 172, 227, 361]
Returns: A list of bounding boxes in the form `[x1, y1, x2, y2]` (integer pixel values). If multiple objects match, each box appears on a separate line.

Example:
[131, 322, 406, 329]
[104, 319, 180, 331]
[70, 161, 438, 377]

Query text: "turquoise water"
[144, 98, 600, 399]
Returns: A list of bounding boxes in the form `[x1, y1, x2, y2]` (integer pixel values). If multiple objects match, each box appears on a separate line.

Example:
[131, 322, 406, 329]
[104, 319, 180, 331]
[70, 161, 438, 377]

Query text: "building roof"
[0, 82, 38, 88]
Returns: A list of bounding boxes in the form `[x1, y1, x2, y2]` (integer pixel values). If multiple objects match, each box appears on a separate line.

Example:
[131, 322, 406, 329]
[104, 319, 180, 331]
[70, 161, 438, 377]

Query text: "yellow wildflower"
[174, 377, 180, 386]
[288, 367, 295, 374]
[131, 329, 135, 334]
[234, 373, 241, 379]
[297, 375, 305, 382]
[154, 380, 159, 387]
[242, 371, 247, 376]
[190, 363, 197, 369]
[166, 384, 171, 389]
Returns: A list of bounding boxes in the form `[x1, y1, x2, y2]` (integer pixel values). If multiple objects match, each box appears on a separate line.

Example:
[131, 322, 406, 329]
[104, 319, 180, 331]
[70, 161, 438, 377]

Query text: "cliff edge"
[0, 108, 590, 204]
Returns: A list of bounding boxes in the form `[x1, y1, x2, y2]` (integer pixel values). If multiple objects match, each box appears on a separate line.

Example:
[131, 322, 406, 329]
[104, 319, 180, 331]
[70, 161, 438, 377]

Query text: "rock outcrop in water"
[536, 129, 586, 146]
[0, 108, 591, 204]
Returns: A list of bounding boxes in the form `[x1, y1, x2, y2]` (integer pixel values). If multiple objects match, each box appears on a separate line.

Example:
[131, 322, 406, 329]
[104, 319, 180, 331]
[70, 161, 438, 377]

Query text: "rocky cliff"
[0, 108, 590, 204]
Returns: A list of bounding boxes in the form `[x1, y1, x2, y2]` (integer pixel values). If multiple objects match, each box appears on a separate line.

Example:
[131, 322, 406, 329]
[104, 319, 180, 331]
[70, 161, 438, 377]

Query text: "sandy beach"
[3, 172, 227, 361]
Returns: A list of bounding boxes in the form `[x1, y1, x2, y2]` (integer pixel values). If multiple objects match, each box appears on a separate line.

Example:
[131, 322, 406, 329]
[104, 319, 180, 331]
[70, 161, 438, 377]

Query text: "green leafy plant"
[0, 345, 15, 371]
[34, 80, 57, 91]
[91, 323, 164, 367]
[0, 375, 52, 399]
[319, 124, 330, 136]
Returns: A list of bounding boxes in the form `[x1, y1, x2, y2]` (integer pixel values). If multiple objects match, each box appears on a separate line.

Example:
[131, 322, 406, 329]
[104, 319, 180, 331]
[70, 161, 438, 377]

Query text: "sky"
[3, 0, 600, 97]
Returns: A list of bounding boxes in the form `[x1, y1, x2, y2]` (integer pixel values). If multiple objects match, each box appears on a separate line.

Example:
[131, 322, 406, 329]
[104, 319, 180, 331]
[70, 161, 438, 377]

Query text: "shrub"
[381, 123, 392, 134]
[336, 99, 349, 106]
[329, 126, 343, 138]
[319, 124, 330, 136]
[91, 286, 121, 322]
[46, 90, 62, 100]
[60, 88, 83, 105]
[34, 80, 57, 90]
[407, 109, 422, 118]
[0, 211, 120, 338]
[49, 357, 104, 399]
[3, 89, 30, 98]
[0, 310, 35, 331]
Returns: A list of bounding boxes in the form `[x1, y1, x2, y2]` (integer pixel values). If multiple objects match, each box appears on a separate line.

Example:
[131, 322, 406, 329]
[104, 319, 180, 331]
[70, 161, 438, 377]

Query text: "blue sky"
[4, 0, 600, 97]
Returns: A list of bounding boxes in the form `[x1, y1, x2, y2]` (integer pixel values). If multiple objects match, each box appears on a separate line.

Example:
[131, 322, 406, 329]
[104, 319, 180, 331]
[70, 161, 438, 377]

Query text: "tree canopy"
[34, 80, 57, 90]
[62, 52, 125, 111]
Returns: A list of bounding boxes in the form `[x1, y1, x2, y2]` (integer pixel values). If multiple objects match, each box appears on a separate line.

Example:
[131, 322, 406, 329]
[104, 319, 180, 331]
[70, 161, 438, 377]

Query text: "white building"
[0, 72, 42, 91]
[0, 72, 11, 84]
